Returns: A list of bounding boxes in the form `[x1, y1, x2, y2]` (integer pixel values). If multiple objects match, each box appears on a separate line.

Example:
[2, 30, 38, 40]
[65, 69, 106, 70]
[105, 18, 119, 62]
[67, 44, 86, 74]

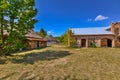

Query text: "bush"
[1, 36, 26, 56]
[91, 42, 97, 48]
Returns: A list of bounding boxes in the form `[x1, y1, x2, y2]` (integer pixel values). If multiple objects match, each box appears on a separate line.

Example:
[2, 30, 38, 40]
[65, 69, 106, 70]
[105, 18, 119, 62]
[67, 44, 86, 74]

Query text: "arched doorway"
[37, 41, 39, 47]
[107, 39, 112, 47]
[81, 39, 86, 47]
[101, 38, 112, 47]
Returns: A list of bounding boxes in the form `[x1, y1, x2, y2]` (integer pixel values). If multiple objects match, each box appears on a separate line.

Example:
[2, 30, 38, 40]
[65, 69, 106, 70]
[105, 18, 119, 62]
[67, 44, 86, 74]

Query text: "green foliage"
[0, 0, 37, 55]
[63, 32, 68, 44]
[68, 29, 75, 47]
[59, 32, 68, 44]
[59, 28, 75, 47]
[91, 41, 97, 48]
[2, 34, 26, 55]
[0, 0, 10, 45]
[55, 36, 62, 42]
[0, 40, 2, 45]
[55, 36, 61, 40]
[39, 28, 47, 38]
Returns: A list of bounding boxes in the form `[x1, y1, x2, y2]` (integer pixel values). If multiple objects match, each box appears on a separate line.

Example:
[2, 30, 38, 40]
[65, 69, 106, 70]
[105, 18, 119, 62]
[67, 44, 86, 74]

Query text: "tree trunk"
[0, 10, 4, 44]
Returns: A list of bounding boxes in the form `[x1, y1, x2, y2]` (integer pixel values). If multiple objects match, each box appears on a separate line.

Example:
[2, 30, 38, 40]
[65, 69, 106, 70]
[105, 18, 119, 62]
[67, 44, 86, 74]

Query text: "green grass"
[0, 45, 120, 80]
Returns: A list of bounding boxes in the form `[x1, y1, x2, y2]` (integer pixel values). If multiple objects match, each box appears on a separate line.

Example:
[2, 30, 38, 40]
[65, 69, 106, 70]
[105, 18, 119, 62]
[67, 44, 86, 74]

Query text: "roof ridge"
[71, 27, 114, 35]
[71, 27, 109, 29]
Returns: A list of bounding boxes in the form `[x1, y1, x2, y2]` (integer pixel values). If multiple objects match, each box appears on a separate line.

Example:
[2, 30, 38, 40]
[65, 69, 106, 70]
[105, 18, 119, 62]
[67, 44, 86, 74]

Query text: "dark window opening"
[37, 41, 39, 47]
[81, 39, 86, 47]
[107, 39, 112, 47]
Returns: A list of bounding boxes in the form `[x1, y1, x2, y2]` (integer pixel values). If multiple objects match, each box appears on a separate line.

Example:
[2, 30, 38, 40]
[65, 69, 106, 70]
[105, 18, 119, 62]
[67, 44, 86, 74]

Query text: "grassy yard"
[0, 45, 120, 80]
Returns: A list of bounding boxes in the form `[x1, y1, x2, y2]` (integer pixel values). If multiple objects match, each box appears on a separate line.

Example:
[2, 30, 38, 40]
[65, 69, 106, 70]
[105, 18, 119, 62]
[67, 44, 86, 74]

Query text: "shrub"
[91, 42, 97, 48]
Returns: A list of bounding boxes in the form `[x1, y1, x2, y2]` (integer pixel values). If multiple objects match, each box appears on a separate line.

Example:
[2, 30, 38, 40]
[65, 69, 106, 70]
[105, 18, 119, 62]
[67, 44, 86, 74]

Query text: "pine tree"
[39, 28, 47, 38]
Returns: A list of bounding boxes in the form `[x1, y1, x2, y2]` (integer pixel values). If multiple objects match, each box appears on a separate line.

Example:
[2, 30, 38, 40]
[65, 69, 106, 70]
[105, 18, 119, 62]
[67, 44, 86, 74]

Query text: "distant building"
[44, 35, 59, 45]
[71, 22, 120, 47]
[25, 30, 47, 49]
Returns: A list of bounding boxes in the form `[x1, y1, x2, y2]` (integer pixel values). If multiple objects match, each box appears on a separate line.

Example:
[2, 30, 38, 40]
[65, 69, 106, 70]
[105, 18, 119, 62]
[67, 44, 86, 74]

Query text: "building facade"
[44, 35, 59, 46]
[72, 22, 120, 48]
[0, 30, 47, 51]
[25, 30, 47, 49]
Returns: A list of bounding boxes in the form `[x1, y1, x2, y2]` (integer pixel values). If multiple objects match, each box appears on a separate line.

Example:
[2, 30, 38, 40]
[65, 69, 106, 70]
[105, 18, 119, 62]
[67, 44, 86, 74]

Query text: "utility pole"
[68, 28, 70, 47]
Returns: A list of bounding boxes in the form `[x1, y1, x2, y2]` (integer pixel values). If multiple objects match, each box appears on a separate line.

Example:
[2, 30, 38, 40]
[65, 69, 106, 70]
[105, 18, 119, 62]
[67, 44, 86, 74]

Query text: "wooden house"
[0, 29, 47, 51]
[25, 30, 47, 49]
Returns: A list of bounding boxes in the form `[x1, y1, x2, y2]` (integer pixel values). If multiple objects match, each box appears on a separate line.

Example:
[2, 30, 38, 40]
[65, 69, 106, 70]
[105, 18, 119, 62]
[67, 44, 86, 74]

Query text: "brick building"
[71, 22, 120, 48]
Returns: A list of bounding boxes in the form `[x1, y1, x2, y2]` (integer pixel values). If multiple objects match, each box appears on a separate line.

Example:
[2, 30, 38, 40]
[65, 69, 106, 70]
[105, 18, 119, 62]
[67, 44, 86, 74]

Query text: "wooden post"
[98, 39, 101, 47]
[86, 39, 88, 48]
[112, 39, 115, 48]
[68, 28, 70, 47]
[79, 39, 81, 47]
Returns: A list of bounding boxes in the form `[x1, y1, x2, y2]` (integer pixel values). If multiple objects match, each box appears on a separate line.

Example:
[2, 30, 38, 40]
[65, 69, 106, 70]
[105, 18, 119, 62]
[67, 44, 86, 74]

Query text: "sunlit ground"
[0, 45, 120, 80]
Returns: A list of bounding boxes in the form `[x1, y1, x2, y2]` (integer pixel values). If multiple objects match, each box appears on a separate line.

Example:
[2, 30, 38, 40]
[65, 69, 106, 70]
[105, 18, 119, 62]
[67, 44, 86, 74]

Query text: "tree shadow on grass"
[11, 50, 72, 64]
[0, 58, 6, 64]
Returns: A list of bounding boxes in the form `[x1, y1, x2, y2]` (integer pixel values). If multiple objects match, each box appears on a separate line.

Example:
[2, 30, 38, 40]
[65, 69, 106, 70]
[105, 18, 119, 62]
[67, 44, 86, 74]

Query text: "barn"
[72, 22, 120, 47]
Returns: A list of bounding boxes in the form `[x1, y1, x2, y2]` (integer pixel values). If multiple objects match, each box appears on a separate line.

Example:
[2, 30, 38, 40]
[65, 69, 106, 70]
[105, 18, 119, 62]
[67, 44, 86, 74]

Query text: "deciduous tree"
[60, 28, 75, 47]
[0, 0, 37, 55]
[0, 0, 9, 45]
[67, 28, 75, 47]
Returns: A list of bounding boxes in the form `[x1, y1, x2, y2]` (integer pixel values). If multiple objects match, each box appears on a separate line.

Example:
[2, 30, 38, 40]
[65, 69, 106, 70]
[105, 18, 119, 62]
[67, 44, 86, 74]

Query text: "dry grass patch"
[0, 46, 120, 80]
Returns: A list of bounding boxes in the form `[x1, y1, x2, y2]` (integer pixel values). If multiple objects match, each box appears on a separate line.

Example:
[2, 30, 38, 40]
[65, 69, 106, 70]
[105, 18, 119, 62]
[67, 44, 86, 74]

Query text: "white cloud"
[87, 15, 109, 22]
[95, 15, 109, 21]
[47, 31, 53, 35]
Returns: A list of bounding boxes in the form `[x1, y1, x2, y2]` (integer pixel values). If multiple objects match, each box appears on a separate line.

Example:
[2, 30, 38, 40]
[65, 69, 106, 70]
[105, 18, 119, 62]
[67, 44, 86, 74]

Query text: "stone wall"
[73, 35, 115, 47]
[111, 22, 120, 35]
[101, 39, 108, 47]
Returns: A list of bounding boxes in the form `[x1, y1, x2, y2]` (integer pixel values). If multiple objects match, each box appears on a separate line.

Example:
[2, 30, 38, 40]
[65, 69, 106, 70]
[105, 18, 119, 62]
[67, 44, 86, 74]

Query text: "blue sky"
[34, 0, 120, 36]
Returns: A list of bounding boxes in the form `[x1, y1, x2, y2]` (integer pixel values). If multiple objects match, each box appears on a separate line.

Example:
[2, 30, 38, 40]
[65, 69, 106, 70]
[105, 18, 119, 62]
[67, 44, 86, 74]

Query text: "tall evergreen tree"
[39, 28, 47, 38]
